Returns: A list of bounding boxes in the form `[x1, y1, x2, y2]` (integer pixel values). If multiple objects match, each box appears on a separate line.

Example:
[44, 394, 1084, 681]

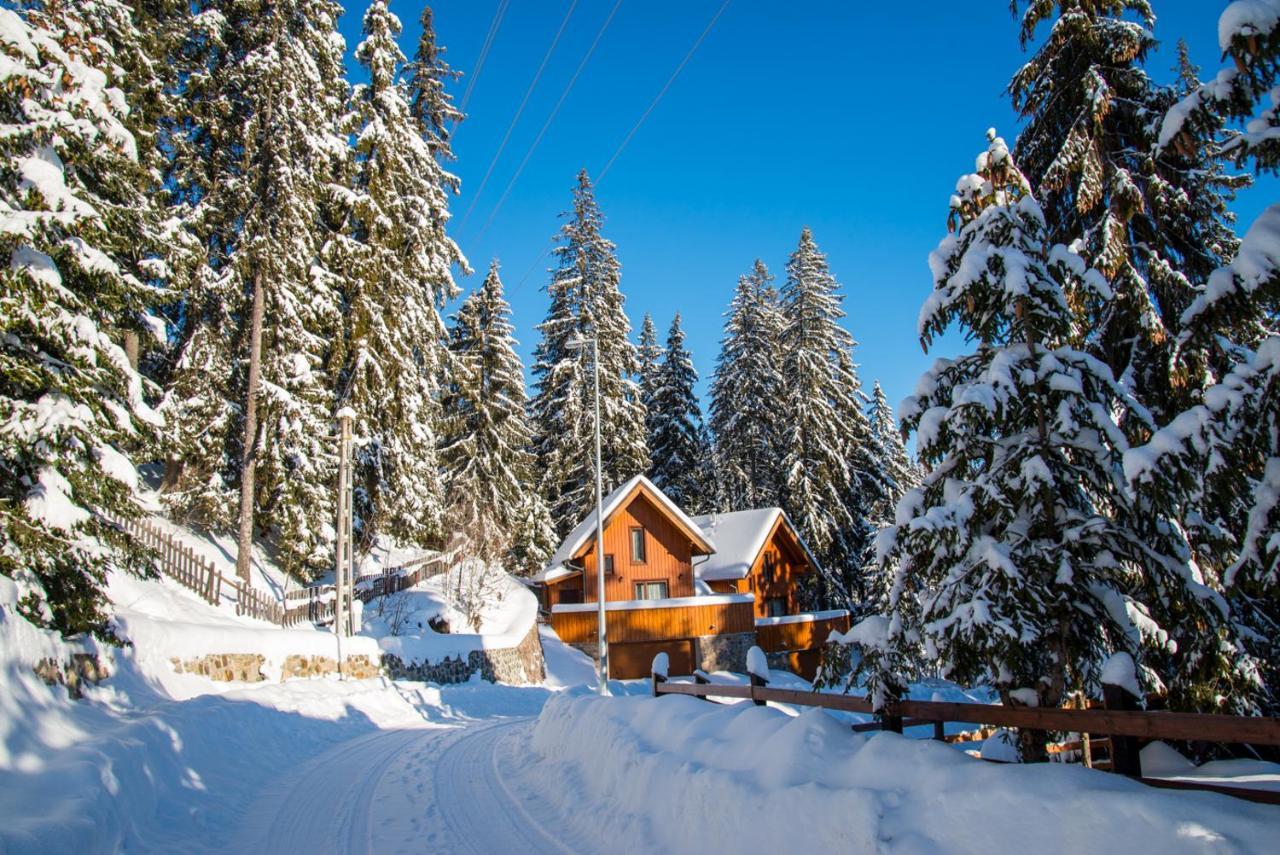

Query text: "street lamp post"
[571, 331, 609, 696]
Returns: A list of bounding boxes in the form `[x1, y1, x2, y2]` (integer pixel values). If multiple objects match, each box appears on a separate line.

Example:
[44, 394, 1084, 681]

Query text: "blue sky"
[336, 0, 1278, 419]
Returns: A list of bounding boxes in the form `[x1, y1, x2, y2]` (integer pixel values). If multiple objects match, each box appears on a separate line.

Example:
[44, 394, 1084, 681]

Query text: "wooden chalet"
[534, 475, 850, 680]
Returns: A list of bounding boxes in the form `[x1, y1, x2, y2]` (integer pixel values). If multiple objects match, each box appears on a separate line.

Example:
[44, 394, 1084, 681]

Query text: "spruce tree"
[1009, 0, 1243, 421]
[161, 0, 350, 579]
[441, 262, 539, 564]
[338, 0, 466, 550]
[867, 134, 1232, 753]
[637, 313, 663, 447]
[1127, 2, 1280, 712]
[530, 170, 649, 534]
[648, 314, 711, 512]
[0, 4, 162, 635]
[867, 380, 918, 527]
[778, 228, 864, 603]
[709, 260, 786, 511]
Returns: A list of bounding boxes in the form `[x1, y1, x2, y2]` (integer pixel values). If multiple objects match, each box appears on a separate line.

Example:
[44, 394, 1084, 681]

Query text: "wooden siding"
[578, 491, 699, 602]
[611, 639, 694, 679]
[742, 516, 813, 619]
[755, 612, 851, 654]
[551, 599, 756, 645]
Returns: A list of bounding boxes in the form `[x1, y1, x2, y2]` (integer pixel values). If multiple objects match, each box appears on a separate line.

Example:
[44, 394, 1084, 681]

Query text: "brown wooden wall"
[755, 613, 851, 654]
[551, 598, 755, 644]
[742, 519, 812, 619]
[577, 491, 698, 602]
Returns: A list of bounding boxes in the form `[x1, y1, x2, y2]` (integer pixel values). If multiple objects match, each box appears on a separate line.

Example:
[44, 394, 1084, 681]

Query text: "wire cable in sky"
[596, 0, 731, 184]
[459, 0, 580, 231]
[474, 0, 625, 246]
[458, 0, 509, 117]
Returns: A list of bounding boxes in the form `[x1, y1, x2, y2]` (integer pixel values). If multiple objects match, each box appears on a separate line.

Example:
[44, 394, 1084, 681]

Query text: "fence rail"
[651, 660, 1280, 806]
[112, 514, 446, 628]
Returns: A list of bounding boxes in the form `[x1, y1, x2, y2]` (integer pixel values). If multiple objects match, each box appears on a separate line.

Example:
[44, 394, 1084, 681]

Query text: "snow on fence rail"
[650, 655, 1280, 806]
[111, 514, 447, 627]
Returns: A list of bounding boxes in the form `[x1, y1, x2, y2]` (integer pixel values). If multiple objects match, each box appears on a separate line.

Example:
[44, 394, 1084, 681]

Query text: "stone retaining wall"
[32, 653, 108, 699]
[696, 631, 755, 673]
[382, 621, 545, 686]
[169, 652, 380, 682]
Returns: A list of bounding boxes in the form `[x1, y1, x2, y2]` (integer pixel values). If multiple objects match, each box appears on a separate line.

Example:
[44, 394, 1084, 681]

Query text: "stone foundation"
[33, 653, 108, 699]
[169, 652, 380, 683]
[383, 622, 545, 686]
[696, 631, 756, 673]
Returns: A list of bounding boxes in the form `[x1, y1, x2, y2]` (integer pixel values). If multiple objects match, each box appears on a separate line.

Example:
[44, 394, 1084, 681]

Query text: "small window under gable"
[630, 526, 646, 563]
[604, 554, 615, 575]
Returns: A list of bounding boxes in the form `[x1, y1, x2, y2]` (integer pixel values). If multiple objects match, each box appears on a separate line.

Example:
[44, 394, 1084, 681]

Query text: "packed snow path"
[236, 719, 581, 855]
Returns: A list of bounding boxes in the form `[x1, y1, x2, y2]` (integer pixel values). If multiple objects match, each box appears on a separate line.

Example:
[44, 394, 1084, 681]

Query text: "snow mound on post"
[746, 645, 768, 680]
[1101, 651, 1142, 699]
[651, 652, 669, 679]
[526, 693, 1279, 851]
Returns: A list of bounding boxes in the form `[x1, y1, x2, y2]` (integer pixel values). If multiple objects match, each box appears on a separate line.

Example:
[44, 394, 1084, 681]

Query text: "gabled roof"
[534, 474, 716, 583]
[690, 508, 822, 582]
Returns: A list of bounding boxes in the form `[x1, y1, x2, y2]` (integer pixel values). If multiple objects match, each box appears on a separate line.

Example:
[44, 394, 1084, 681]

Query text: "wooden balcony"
[754, 609, 851, 653]
[550, 594, 756, 644]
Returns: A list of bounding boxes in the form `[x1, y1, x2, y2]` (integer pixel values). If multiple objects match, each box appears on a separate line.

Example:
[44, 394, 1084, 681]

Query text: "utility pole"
[334, 408, 355, 675]
[590, 332, 609, 696]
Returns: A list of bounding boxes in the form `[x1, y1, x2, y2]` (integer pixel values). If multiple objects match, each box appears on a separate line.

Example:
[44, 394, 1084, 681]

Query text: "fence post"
[933, 720, 945, 741]
[1102, 681, 1143, 777]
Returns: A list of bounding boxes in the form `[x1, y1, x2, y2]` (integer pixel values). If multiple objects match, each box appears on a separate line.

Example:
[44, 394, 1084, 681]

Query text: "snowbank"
[363, 565, 538, 665]
[528, 693, 1279, 853]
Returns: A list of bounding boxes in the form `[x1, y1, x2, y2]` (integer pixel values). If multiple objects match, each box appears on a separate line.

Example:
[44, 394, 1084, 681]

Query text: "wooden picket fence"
[652, 664, 1280, 805]
[113, 514, 446, 628]
[115, 515, 284, 624]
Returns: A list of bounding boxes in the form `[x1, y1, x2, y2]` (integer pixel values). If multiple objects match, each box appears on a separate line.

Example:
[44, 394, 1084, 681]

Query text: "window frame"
[603, 553, 616, 575]
[634, 580, 668, 601]
[629, 526, 647, 564]
[766, 597, 787, 617]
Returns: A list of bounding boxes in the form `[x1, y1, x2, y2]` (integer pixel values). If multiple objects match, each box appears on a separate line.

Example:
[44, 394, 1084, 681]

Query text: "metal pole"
[334, 410, 353, 677]
[592, 333, 609, 696]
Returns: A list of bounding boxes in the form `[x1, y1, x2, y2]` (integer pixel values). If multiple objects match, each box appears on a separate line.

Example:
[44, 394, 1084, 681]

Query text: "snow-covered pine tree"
[826, 348, 883, 611]
[441, 262, 537, 564]
[338, 0, 466, 551]
[648, 314, 711, 512]
[406, 4, 462, 165]
[0, 5, 163, 635]
[636, 313, 663, 447]
[865, 133, 1232, 753]
[867, 380, 918, 527]
[1127, 1, 1280, 712]
[778, 228, 864, 604]
[530, 170, 649, 534]
[709, 260, 786, 511]
[1009, 0, 1244, 421]
[161, 0, 350, 580]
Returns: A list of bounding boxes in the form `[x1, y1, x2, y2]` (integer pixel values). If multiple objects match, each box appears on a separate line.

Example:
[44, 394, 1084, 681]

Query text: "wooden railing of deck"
[754, 610, 851, 653]
[551, 596, 756, 644]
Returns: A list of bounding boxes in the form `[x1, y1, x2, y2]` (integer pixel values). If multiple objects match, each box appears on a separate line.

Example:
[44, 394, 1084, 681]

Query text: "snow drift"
[529, 692, 1279, 853]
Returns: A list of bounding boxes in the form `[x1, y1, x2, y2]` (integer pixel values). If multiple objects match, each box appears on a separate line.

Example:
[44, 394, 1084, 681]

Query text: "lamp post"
[570, 331, 609, 696]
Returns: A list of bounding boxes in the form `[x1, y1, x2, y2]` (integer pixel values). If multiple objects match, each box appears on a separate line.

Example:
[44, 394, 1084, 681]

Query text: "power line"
[474, 0, 625, 245]
[459, 0, 580, 230]
[458, 0, 510, 117]
[596, 0, 731, 184]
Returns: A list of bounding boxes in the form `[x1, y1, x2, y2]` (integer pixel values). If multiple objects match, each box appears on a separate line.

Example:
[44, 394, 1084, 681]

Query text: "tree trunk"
[235, 270, 266, 583]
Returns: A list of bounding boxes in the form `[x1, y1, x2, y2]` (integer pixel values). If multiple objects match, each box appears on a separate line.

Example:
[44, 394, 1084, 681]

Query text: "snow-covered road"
[235, 719, 579, 855]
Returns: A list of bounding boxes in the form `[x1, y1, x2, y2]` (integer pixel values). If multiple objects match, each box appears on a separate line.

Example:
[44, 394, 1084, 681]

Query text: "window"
[766, 598, 786, 617]
[634, 581, 668, 600]
[603, 554, 616, 575]
[764, 553, 778, 582]
[629, 527, 647, 563]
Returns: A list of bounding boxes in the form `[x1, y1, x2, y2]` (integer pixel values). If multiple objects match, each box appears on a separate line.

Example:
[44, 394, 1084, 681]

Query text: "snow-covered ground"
[3, 523, 1278, 854]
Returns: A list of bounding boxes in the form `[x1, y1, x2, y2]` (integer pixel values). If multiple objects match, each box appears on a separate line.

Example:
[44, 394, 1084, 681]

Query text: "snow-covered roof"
[690, 508, 822, 582]
[534, 475, 716, 583]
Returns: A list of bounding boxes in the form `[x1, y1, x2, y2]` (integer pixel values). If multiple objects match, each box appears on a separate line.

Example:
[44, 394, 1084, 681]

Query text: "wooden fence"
[651, 663, 1280, 805]
[113, 514, 446, 628]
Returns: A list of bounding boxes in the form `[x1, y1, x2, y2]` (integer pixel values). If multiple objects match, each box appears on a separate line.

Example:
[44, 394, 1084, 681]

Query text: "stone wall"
[169, 652, 380, 683]
[32, 653, 108, 699]
[696, 631, 756, 673]
[383, 621, 545, 686]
